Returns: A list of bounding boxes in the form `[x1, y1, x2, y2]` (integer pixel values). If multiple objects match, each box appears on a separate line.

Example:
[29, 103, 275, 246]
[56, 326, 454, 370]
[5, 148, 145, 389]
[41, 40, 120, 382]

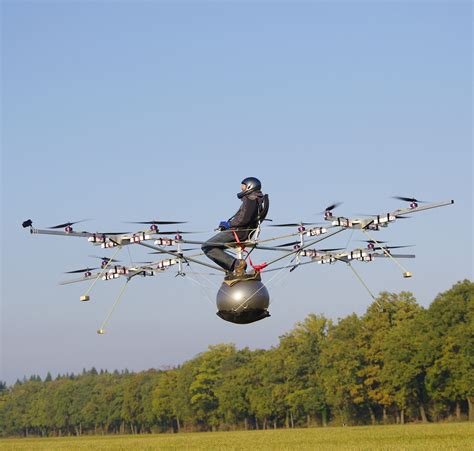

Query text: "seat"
[247, 194, 270, 243]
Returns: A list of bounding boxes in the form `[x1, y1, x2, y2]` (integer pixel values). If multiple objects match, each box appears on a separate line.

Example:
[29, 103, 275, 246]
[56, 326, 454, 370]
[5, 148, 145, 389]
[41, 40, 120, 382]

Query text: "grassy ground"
[1, 423, 473, 450]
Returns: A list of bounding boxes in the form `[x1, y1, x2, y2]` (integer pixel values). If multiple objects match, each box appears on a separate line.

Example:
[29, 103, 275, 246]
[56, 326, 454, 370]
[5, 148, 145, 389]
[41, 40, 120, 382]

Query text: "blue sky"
[1, 1, 472, 384]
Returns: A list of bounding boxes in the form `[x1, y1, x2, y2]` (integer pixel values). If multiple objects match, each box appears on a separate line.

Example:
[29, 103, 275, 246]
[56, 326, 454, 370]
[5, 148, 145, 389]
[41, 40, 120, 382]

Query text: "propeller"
[320, 202, 342, 214]
[275, 241, 344, 252]
[154, 231, 201, 235]
[392, 196, 428, 203]
[94, 231, 131, 235]
[276, 240, 301, 247]
[126, 220, 187, 225]
[149, 248, 198, 253]
[269, 222, 319, 228]
[359, 240, 388, 244]
[89, 255, 121, 263]
[65, 267, 99, 274]
[356, 240, 413, 251]
[373, 245, 414, 251]
[49, 219, 90, 229]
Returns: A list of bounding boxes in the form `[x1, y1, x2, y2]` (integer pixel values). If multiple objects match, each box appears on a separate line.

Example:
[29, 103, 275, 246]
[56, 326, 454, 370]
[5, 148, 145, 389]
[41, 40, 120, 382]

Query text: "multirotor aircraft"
[22, 196, 454, 332]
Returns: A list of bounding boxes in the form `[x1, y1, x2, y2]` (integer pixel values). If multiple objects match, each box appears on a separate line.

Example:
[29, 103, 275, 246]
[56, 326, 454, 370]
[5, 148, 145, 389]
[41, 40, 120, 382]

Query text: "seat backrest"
[257, 194, 270, 224]
[247, 194, 270, 243]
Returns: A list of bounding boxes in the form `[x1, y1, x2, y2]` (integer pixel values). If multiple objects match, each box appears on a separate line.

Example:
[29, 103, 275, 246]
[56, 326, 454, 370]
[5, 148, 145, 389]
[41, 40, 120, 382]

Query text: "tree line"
[1, 280, 472, 437]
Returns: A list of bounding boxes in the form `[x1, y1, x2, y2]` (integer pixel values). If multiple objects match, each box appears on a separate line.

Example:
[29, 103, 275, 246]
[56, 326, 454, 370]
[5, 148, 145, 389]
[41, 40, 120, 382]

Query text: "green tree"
[320, 313, 367, 425]
[122, 370, 159, 433]
[245, 348, 287, 429]
[279, 314, 330, 427]
[425, 280, 474, 420]
[215, 348, 253, 429]
[379, 306, 429, 423]
[189, 344, 236, 430]
[359, 292, 421, 423]
[152, 369, 183, 432]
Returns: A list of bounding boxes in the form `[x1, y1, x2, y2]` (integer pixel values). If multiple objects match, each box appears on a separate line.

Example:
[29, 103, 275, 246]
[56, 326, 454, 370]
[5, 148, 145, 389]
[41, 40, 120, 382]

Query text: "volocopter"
[22, 193, 454, 332]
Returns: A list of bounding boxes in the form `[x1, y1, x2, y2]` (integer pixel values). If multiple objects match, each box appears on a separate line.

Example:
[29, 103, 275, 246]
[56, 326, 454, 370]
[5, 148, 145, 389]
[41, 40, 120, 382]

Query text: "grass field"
[1, 423, 473, 450]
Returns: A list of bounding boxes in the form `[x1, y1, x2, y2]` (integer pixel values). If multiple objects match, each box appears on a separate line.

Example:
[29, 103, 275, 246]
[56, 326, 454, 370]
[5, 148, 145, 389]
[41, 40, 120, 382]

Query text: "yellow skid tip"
[97, 329, 105, 335]
[80, 295, 90, 302]
[403, 271, 413, 278]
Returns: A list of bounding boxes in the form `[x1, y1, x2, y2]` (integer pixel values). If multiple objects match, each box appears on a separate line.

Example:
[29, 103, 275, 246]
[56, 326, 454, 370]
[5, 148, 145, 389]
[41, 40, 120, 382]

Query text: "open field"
[1, 423, 473, 450]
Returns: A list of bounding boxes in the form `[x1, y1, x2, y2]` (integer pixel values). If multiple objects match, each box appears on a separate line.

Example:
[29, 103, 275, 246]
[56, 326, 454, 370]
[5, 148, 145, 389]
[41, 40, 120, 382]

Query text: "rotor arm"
[29, 228, 94, 238]
[263, 227, 347, 269]
[390, 199, 454, 217]
[137, 241, 226, 273]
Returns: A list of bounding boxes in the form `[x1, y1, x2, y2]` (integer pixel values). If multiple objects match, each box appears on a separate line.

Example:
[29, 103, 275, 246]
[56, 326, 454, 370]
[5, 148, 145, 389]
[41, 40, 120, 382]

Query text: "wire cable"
[361, 229, 411, 275]
[346, 262, 380, 305]
[97, 279, 130, 334]
[82, 245, 123, 298]
[184, 274, 215, 306]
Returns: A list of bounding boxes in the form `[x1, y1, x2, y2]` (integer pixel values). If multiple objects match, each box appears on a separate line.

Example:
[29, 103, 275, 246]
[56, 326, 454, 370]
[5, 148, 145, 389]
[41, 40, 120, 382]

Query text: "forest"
[1, 280, 472, 437]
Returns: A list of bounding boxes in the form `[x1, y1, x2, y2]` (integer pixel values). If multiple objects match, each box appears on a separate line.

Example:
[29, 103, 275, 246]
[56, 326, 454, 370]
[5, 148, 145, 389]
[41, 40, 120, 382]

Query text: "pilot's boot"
[233, 259, 247, 277]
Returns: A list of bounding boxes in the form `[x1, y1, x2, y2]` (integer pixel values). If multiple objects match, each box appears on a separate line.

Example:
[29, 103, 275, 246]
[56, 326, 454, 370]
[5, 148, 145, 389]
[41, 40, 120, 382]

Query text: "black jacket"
[229, 191, 264, 231]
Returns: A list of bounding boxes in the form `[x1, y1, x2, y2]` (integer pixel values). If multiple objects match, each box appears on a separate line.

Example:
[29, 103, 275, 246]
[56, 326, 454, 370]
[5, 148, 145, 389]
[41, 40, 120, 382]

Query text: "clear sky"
[1, 1, 472, 384]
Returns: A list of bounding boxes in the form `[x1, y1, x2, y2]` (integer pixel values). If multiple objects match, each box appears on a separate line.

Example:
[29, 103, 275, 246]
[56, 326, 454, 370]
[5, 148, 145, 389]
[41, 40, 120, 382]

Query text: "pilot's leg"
[201, 231, 237, 272]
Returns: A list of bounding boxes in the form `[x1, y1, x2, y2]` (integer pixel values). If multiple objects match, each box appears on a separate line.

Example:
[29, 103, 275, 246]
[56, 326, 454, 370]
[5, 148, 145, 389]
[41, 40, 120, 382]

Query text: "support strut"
[361, 229, 412, 278]
[80, 245, 123, 301]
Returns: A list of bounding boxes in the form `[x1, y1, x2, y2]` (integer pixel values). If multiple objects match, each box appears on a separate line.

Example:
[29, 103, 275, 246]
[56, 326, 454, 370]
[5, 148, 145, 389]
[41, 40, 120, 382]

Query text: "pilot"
[202, 177, 265, 276]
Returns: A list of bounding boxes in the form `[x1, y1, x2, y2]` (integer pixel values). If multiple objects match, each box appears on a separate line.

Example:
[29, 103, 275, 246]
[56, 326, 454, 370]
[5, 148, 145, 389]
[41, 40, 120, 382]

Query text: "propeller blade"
[49, 219, 91, 229]
[275, 240, 301, 247]
[149, 248, 198, 253]
[65, 267, 99, 274]
[126, 220, 187, 225]
[95, 231, 130, 235]
[319, 202, 342, 214]
[326, 202, 342, 211]
[359, 240, 388, 244]
[155, 231, 201, 235]
[22, 219, 33, 228]
[373, 245, 414, 251]
[392, 196, 428, 203]
[89, 255, 121, 263]
[269, 222, 318, 227]
[274, 242, 344, 251]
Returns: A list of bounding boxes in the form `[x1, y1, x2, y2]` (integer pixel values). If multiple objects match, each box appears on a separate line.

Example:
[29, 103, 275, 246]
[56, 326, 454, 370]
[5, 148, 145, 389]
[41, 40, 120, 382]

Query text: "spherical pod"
[216, 278, 270, 324]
